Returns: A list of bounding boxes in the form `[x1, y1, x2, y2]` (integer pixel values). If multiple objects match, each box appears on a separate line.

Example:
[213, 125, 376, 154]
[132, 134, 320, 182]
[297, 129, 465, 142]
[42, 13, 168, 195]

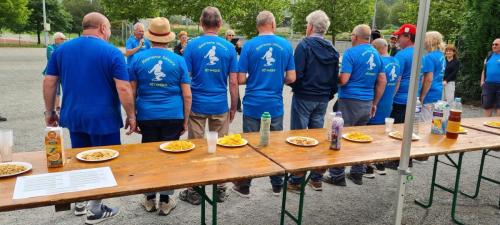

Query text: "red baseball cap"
[393, 24, 416, 36]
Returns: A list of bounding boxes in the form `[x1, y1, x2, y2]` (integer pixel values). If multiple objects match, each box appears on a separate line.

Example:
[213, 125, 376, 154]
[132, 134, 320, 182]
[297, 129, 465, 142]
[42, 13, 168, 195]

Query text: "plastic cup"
[207, 131, 218, 154]
[0, 129, 13, 162]
[385, 118, 395, 133]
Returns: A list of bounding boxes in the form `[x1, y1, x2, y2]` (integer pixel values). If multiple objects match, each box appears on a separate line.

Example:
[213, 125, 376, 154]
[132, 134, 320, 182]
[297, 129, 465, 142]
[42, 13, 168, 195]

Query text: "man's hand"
[45, 112, 59, 127]
[139, 39, 144, 47]
[125, 117, 137, 135]
[443, 80, 447, 86]
[370, 104, 377, 118]
[229, 108, 237, 123]
[180, 122, 188, 135]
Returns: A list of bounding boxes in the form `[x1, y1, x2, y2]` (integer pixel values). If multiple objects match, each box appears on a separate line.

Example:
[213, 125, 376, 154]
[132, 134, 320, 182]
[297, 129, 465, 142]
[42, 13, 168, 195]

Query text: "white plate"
[342, 133, 373, 143]
[388, 131, 421, 141]
[217, 138, 248, 147]
[483, 121, 500, 129]
[286, 136, 319, 147]
[76, 149, 119, 162]
[0, 162, 33, 178]
[159, 141, 195, 153]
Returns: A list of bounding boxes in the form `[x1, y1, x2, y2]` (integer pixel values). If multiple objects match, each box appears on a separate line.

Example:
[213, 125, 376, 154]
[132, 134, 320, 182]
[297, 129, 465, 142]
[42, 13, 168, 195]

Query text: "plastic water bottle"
[326, 112, 335, 141]
[259, 112, 271, 147]
[330, 112, 344, 150]
[414, 97, 422, 135]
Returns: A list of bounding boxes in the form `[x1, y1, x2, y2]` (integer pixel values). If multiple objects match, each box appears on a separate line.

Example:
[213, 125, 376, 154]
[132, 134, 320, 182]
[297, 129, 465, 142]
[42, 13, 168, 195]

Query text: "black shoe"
[363, 165, 375, 179]
[348, 173, 363, 185]
[375, 163, 386, 175]
[322, 174, 346, 186]
[385, 161, 399, 170]
[272, 185, 282, 196]
[179, 189, 201, 205]
[230, 185, 250, 198]
[0, 116, 6, 122]
[216, 187, 227, 202]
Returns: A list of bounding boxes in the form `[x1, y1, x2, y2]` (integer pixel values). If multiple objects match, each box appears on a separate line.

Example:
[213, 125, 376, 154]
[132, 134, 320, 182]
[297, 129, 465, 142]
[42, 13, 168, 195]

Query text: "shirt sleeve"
[183, 43, 193, 73]
[238, 43, 249, 73]
[395, 51, 405, 75]
[229, 47, 239, 73]
[179, 57, 191, 84]
[111, 49, 129, 81]
[46, 49, 59, 76]
[286, 44, 296, 71]
[293, 42, 306, 81]
[421, 55, 434, 73]
[341, 49, 353, 73]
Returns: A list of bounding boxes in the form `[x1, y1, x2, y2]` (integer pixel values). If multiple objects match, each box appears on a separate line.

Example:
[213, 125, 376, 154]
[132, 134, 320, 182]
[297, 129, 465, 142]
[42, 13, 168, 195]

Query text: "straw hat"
[145, 17, 176, 43]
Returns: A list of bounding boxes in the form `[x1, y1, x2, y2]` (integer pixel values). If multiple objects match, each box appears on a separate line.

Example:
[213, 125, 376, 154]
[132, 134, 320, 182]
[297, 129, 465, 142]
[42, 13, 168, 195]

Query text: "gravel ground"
[0, 47, 498, 225]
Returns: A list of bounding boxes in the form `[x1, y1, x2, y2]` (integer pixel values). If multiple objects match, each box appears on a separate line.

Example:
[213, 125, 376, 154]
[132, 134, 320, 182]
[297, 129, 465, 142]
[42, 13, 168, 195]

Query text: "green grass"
[0, 43, 44, 48]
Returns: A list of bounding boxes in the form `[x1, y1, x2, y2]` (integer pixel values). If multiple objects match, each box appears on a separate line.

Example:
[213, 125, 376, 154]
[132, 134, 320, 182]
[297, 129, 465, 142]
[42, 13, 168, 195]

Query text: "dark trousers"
[138, 119, 184, 143]
[390, 103, 407, 124]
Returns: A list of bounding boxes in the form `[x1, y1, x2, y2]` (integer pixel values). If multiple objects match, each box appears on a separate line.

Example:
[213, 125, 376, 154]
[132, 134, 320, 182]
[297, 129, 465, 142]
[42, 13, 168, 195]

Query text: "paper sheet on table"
[13, 167, 117, 200]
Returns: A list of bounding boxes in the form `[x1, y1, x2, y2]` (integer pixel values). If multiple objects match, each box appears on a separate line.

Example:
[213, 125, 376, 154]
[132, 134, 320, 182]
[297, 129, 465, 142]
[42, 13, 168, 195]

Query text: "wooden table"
[458, 117, 500, 214]
[0, 138, 284, 225]
[244, 123, 500, 225]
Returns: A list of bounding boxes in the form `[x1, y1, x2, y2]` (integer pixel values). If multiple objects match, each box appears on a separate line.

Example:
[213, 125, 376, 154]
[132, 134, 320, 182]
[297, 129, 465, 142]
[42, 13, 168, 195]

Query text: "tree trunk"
[37, 30, 41, 45]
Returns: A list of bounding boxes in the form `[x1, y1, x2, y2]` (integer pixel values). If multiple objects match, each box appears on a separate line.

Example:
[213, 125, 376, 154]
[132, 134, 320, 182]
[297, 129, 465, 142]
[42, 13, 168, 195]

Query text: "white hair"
[353, 24, 371, 40]
[133, 22, 145, 31]
[306, 10, 330, 34]
[53, 32, 66, 40]
[256, 11, 275, 27]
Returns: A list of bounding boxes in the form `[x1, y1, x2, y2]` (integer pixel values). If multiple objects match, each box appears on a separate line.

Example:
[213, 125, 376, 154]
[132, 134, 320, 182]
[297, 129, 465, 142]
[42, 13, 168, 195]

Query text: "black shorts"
[481, 82, 500, 109]
[138, 119, 184, 143]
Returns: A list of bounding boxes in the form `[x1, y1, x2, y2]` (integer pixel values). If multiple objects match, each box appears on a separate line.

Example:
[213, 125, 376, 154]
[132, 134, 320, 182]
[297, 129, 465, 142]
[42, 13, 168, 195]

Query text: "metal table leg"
[461, 150, 500, 199]
[280, 172, 312, 225]
[193, 184, 218, 225]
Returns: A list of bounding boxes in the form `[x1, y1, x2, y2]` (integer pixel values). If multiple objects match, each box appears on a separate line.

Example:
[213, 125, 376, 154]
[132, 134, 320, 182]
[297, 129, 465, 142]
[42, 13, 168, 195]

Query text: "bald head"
[372, 38, 388, 56]
[82, 12, 109, 30]
[81, 12, 111, 41]
[352, 24, 371, 45]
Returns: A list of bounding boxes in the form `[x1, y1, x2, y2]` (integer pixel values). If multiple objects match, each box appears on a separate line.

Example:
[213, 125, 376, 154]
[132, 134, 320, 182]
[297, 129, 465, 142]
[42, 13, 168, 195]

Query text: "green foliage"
[101, 0, 161, 22]
[456, 0, 500, 102]
[63, 0, 103, 35]
[375, 1, 390, 29]
[0, 0, 30, 32]
[25, 0, 72, 44]
[291, 0, 374, 41]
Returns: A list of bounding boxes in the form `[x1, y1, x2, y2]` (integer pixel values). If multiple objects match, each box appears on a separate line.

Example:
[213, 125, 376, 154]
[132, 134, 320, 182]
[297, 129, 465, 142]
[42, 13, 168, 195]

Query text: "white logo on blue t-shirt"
[262, 47, 276, 66]
[204, 46, 219, 65]
[149, 60, 166, 81]
[390, 65, 397, 81]
[367, 54, 376, 70]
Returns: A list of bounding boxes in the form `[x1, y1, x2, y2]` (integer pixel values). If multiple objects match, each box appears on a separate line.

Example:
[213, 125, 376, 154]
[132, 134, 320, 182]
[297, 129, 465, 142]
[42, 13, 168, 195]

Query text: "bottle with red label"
[446, 98, 462, 139]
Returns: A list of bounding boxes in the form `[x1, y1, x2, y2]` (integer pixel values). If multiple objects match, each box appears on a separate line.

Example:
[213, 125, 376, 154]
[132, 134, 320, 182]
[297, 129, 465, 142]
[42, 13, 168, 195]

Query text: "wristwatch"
[44, 111, 56, 116]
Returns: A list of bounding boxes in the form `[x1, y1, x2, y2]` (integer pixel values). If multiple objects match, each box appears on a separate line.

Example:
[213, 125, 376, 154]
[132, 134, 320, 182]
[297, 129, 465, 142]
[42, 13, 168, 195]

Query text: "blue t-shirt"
[393, 46, 414, 105]
[485, 53, 500, 83]
[419, 50, 445, 104]
[369, 56, 401, 124]
[339, 43, 383, 101]
[126, 36, 151, 64]
[128, 48, 191, 121]
[183, 35, 238, 115]
[46, 36, 129, 134]
[239, 35, 295, 119]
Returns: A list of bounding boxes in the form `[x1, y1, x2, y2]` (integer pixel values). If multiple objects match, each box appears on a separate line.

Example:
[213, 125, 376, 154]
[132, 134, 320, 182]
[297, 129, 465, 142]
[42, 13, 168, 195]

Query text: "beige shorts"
[188, 112, 229, 139]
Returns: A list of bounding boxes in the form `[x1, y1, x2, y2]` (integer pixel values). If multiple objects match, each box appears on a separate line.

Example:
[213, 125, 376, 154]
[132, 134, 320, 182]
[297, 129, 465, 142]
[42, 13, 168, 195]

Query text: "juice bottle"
[446, 98, 462, 139]
[259, 112, 271, 147]
[330, 112, 343, 150]
[45, 127, 65, 167]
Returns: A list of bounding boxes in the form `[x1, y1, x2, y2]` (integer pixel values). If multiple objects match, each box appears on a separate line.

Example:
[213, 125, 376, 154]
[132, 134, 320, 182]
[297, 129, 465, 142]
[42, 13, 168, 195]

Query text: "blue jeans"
[238, 115, 283, 188]
[290, 96, 328, 184]
[328, 99, 370, 180]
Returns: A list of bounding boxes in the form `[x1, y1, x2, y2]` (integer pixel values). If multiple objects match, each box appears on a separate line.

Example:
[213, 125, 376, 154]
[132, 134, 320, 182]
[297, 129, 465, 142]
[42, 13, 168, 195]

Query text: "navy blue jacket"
[291, 36, 339, 102]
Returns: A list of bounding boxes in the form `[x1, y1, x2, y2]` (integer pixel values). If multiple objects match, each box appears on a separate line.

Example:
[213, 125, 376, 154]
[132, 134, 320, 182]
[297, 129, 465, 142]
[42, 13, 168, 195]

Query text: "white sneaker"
[142, 197, 157, 212]
[158, 198, 177, 216]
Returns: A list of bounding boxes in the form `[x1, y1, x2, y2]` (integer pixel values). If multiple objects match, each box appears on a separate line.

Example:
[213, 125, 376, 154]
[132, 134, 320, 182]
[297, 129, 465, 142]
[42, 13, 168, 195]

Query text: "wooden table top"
[461, 116, 500, 136]
[245, 123, 500, 173]
[0, 138, 283, 212]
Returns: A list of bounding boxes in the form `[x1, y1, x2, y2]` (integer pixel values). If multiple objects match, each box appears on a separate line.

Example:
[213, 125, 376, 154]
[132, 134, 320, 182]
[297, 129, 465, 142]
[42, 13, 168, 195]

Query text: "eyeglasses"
[493, 43, 499, 46]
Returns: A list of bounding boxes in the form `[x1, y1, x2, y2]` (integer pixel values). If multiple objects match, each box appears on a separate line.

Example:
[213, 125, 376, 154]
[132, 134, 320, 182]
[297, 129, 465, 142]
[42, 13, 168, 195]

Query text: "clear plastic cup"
[385, 118, 395, 133]
[207, 131, 218, 154]
[0, 129, 13, 162]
